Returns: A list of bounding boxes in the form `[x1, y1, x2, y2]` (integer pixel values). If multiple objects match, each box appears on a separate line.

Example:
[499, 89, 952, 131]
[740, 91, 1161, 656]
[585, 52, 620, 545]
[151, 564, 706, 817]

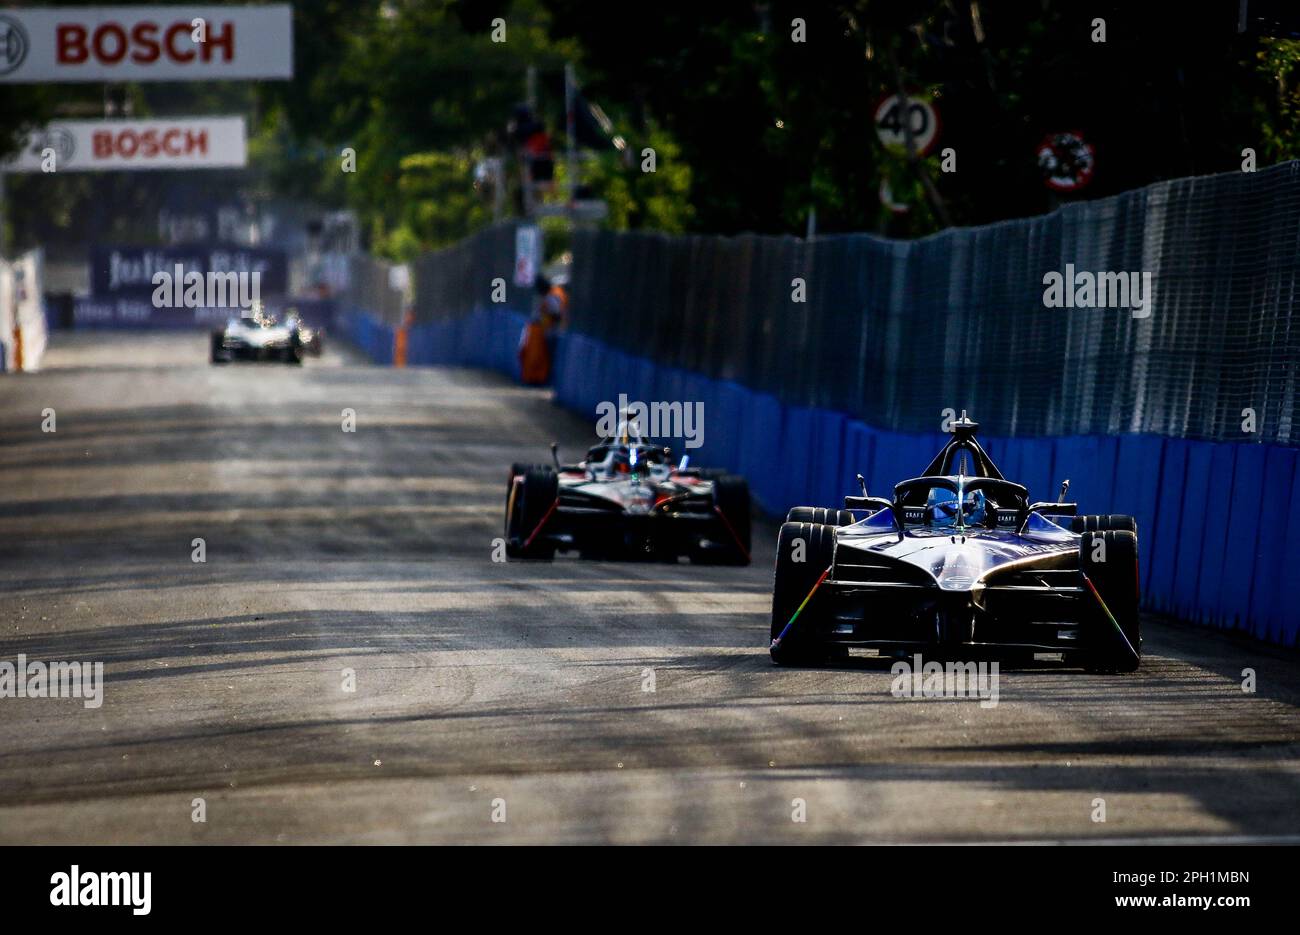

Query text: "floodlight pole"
[565, 62, 577, 223]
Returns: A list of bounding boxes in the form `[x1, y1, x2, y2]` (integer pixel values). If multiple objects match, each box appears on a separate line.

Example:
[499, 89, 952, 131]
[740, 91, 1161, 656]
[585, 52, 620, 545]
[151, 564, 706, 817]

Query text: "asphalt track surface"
[1, 333, 1299, 844]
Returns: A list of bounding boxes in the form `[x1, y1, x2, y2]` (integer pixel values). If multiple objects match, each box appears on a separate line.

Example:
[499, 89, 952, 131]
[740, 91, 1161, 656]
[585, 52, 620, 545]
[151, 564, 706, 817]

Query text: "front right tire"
[692, 474, 751, 565]
[1079, 529, 1141, 672]
[1071, 514, 1137, 534]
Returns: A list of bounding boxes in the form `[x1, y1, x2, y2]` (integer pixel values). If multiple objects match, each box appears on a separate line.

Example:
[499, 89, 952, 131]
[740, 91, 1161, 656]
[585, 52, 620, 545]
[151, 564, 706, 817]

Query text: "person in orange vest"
[519, 275, 568, 384]
[544, 277, 569, 325]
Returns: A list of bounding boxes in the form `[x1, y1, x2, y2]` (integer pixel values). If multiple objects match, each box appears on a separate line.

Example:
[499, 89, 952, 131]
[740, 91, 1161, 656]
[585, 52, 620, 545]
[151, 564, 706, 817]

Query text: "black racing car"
[770, 413, 1141, 671]
[505, 422, 751, 563]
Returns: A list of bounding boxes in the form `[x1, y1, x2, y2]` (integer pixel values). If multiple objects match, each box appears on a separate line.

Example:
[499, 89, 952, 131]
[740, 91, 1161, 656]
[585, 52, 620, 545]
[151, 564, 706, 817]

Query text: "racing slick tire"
[691, 475, 751, 565]
[509, 462, 550, 481]
[769, 522, 836, 666]
[210, 332, 228, 364]
[1070, 514, 1137, 534]
[1079, 530, 1141, 672]
[505, 467, 558, 559]
[786, 507, 856, 526]
[504, 463, 550, 543]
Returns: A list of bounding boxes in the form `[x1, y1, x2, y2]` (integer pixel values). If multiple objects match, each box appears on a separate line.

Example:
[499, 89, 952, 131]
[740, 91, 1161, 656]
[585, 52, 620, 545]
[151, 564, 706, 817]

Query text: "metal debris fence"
[561, 162, 1300, 447]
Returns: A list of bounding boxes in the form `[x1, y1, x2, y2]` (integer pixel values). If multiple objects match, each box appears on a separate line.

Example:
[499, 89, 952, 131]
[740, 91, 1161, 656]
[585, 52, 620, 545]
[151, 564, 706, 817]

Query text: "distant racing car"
[210, 306, 303, 364]
[505, 422, 751, 563]
[769, 413, 1141, 671]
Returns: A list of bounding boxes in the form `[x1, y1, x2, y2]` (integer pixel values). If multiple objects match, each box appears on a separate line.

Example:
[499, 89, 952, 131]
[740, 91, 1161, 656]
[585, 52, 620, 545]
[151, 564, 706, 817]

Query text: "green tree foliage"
[254, 0, 581, 256]
[0, 88, 59, 163]
[9, 0, 1300, 254]
[373, 150, 492, 259]
[575, 125, 694, 232]
[543, 0, 1300, 236]
[249, 0, 702, 254]
[1255, 38, 1300, 165]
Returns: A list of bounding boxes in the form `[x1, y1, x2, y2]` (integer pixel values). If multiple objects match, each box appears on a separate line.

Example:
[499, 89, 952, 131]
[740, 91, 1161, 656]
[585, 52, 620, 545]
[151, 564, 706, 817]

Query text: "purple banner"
[90, 244, 288, 299]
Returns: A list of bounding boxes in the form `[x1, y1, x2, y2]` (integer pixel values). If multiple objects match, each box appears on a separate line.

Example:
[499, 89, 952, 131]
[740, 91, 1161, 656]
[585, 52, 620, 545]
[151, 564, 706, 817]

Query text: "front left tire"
[786, 506, 856, 526]
[505, 467, 558, 559]
[769, 521, 836, 665]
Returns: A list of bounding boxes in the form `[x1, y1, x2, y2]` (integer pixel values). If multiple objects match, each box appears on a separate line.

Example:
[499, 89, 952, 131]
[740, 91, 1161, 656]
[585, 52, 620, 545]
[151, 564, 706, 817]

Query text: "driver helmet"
[926, 487, 958, 526]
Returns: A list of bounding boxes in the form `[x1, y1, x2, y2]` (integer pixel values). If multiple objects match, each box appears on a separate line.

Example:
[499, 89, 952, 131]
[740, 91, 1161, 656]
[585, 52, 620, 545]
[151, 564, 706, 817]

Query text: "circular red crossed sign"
[1037, 131, 1095, 192]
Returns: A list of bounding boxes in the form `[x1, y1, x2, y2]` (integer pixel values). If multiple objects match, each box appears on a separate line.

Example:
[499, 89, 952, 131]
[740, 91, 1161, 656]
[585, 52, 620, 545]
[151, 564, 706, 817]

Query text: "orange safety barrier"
[393, 311, 414, 368]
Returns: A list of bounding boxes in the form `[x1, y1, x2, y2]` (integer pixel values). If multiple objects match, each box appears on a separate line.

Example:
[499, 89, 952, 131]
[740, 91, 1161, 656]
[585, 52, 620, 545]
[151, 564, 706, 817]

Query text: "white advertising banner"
[4, 117, 246, 173]
[0, 5, 293, 83]
[513, 225, 541, 287]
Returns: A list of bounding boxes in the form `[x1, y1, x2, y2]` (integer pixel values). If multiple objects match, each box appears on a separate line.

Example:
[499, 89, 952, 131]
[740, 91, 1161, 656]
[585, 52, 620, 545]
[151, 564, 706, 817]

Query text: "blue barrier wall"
[339, 303, 1298, 647]
[407, 306, 528, 377]
[336, 308, 395, 365]
[337, 304, 527, 376]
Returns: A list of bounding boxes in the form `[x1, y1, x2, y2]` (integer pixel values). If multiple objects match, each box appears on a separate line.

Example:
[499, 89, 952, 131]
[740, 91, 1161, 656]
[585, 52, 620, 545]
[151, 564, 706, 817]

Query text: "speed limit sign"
[874, 93, 940, 156]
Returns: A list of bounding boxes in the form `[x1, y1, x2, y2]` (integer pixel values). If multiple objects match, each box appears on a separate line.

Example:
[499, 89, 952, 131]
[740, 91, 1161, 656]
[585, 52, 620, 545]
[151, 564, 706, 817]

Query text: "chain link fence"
[343, 253, 407, 327]
[410, 223, 518, 324]
[370, 164, 1300, 445]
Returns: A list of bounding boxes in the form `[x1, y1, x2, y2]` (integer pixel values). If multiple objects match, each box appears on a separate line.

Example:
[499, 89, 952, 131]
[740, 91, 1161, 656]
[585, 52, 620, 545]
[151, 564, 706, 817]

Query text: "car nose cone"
[898, 536, 991, 590]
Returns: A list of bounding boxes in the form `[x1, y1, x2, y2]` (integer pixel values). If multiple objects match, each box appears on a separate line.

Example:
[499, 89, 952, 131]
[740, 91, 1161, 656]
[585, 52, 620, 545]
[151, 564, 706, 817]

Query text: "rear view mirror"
[845, 495, 892, 513]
